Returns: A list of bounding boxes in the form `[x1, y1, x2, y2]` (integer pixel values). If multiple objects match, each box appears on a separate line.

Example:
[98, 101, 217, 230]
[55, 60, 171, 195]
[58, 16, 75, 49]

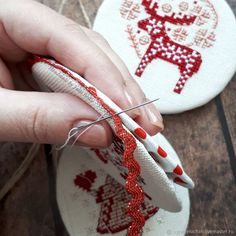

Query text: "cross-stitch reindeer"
[135, 0, 202, 94]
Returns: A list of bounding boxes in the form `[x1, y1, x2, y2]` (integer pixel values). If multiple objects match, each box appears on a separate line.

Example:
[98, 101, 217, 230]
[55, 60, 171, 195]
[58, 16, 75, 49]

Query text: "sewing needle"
[75, 98, 160, 130]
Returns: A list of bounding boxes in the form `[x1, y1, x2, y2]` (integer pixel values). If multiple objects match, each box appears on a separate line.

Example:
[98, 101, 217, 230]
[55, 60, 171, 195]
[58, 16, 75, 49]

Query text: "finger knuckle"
[91, 31, 109, 46]
[27, 107, 49, 143]
[63, 21, 81, 34]
[111, 91, 126, 105]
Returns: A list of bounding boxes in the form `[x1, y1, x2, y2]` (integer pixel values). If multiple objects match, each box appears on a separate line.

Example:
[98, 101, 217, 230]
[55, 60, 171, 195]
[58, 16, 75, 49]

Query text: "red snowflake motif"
[128, 3, 141, 21]
[120, 0, 141, 21]
[194, 29, 216, 48]
[191, 5, 211, 26]
[172, 28, 188, 42]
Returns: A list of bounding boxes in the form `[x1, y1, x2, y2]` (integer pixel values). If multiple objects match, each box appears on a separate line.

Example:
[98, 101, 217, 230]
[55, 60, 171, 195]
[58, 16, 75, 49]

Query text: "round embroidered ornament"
[57, 134, 190, 236]
[30, 56, 194, 236]
[93, 0, 236, 114]
[31, 57, 193, 235]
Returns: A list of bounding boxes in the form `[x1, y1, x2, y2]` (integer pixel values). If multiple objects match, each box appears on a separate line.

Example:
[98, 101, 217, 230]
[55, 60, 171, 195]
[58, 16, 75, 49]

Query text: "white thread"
[56, 127, 79, 150]
[58, 99, 159, 150]
[58, 0, 68, 14]
[57, 115, 104, 150]
[77, 0, 92, 28]
[0, 144, 40, 201]
[71, 125, 94, 146]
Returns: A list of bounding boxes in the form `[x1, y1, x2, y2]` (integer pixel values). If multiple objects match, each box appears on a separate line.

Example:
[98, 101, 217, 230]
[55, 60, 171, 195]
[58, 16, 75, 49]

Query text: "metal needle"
[76, 98, 160, 130]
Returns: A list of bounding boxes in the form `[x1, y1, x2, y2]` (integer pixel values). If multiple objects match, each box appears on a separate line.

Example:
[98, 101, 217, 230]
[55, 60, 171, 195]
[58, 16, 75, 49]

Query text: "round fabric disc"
[31, 57, 194, 213]
[57, 134, 190, 236]
[93, 0, 236, 114]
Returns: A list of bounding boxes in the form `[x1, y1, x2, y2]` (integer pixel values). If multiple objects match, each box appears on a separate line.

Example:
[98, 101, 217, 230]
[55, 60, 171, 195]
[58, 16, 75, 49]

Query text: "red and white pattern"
[89, 131, 193, 189]
[118, 0, 219, 94]
[31, 56, 193, 234]
[131, 127, 194, 187]
[74, 170, 158, 234]
[93, 0, 236, 114]
[30, 56, 194, 189]
[135, 0, 203, 94]
[135, 0, 208, 94]
[31, 56, 151, 235]
[56, 146, 191, 235]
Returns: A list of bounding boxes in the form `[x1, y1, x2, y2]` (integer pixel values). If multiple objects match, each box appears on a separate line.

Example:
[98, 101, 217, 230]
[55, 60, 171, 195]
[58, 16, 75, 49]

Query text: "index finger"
[0, 0, 136, 111]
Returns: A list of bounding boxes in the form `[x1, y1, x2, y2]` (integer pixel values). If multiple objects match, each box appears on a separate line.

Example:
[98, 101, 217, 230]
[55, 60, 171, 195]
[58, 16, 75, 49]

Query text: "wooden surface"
[0, 0, 236, 235]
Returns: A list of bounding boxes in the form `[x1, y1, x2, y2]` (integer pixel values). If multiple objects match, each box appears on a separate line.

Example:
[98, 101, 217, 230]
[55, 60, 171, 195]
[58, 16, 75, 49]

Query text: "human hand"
[0, 0, 163, 147]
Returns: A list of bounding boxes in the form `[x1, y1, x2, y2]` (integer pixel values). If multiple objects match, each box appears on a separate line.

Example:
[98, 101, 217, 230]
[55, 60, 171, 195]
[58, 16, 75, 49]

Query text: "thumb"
[0, 88, 112, 147]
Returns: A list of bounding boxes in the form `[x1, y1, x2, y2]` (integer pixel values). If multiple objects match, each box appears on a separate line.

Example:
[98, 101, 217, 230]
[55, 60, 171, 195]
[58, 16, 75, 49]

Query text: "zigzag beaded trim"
[29, 55, 146, 236]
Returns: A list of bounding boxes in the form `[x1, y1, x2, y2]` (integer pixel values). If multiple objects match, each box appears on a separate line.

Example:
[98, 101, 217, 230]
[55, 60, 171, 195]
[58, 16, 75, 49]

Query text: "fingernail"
[123, 87, 140, 117]
[72, 120, 109, 148]
[144, 99, 164, 131]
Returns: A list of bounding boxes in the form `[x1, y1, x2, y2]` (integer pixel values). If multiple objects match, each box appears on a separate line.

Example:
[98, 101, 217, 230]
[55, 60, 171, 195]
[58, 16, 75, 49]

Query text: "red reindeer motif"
[135, 0, 202, 94]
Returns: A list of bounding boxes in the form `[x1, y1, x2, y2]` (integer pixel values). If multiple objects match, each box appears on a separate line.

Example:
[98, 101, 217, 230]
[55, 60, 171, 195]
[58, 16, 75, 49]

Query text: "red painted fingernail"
[173, 165, 183, 175]
[157, 146, 167, 158]
[134, 127, 147, 139]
